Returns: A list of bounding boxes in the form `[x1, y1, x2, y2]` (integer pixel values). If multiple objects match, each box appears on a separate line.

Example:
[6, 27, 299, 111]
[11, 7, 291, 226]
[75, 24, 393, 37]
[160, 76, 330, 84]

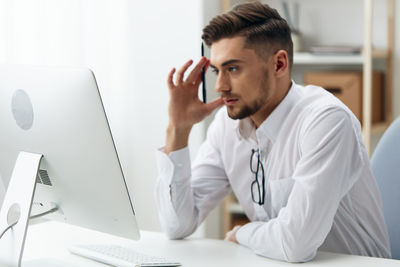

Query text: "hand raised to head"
[167, 57, 224, 130]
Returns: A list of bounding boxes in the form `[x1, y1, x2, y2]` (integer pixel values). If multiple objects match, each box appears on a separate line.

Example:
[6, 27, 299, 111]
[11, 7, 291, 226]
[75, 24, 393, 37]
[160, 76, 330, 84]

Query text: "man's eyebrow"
[209, 59, 244, 69]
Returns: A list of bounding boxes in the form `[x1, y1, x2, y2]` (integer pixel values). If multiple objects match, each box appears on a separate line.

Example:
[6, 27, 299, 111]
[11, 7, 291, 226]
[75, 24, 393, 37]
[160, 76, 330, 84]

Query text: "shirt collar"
[235, 81, 300, 144]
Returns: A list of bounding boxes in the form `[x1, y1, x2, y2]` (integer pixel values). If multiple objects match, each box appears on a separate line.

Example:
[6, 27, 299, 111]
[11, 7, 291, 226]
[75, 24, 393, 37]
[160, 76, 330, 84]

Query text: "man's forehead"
[210, 36, 255, 66]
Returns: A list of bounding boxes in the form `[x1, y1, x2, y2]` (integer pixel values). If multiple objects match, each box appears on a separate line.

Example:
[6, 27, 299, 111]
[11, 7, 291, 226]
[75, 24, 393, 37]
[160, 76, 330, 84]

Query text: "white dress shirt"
[155, 82, 391, 262]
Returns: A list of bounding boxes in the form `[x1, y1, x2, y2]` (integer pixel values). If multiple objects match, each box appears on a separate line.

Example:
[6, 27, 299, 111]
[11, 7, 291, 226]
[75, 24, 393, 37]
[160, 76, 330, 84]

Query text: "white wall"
[264, 0, 388, 51]
[122, 0, 206, 232]
[0, 0, 206, 233]
[0, 178, 5, 208]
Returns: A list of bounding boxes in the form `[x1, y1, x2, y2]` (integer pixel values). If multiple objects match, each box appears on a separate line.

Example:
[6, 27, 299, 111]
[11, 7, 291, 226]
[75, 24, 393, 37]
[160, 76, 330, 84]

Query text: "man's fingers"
[194, 60, 210, 87]
[224, 225, 241, 243]
[232, 225, 241, 231]
[224, 230, 232, 241]
[204, 60, 210, 73]
[176, 60, 193, 84]
[186, 57, 208, 84]
[167, 68, 176, 89]
[205, 97, 224, 114]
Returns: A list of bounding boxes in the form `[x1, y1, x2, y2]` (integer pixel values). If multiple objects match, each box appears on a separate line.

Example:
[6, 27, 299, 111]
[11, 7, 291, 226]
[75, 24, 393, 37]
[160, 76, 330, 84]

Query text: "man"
[155, 2, 390, 262]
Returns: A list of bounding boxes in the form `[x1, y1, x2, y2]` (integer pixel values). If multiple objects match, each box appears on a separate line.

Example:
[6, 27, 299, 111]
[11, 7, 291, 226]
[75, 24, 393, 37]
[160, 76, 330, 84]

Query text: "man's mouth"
[223, 97, 238, 106]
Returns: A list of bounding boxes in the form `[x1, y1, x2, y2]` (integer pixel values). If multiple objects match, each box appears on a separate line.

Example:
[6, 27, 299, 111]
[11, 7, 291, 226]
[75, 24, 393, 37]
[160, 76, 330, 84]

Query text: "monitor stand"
[0, 152, 42, 267]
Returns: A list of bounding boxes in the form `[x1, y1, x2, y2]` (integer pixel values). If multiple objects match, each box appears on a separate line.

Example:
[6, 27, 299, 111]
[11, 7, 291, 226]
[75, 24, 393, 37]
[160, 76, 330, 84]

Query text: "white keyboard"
[69, 244, 181, 267]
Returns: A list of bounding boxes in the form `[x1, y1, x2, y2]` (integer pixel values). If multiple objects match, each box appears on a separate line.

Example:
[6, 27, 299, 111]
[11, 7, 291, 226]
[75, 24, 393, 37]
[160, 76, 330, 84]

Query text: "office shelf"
[294, 49, 388, 65]
[372, 121, 391, 135]
[228, 203, 244, 214]
[294, 52, 364, 65]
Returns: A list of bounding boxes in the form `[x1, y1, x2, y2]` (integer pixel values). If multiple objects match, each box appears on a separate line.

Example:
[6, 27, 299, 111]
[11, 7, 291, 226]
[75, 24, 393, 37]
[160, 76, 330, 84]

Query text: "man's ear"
[273, 50, 289, 78]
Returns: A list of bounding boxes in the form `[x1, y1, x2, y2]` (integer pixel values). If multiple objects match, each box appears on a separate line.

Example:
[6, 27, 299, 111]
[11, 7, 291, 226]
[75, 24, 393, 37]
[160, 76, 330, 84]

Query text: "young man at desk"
[155, 2, 391, 262]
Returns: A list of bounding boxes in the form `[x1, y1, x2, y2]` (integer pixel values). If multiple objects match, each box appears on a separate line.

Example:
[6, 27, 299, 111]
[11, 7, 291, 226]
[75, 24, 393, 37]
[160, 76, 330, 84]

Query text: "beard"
[226, 74, 270, 120]
[226, 97, 265, 120]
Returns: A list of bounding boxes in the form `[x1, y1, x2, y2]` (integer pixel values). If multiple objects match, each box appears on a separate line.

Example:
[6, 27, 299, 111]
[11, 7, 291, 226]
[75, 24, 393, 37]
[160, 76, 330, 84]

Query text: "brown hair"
[202, 1, 293, 68]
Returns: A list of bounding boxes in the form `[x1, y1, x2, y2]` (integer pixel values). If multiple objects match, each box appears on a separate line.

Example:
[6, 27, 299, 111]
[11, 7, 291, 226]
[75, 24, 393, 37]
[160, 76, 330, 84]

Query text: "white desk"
[22, 221, 399, 266]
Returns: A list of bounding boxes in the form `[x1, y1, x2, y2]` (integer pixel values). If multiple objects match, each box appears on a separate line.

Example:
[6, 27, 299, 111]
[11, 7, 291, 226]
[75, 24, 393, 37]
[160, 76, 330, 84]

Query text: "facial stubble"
[226, 74, 270, 120]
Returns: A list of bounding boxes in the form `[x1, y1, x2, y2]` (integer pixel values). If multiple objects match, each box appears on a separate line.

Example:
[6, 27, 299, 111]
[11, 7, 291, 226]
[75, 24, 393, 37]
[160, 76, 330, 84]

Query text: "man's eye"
[211, 69, 219, 75]
[228, 66, 238, 72]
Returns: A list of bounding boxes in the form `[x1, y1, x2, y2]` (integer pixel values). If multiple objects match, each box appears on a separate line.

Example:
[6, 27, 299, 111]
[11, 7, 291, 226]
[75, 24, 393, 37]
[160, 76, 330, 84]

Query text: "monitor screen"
[0, 65, 140, 240]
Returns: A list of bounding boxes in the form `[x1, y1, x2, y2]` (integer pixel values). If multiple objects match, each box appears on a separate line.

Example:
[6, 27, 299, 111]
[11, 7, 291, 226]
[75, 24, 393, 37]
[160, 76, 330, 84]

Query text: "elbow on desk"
[277, 222, 319, 262]
[280, 236, 318, 263]
[165, 233, 184, 240]
[164, 230, 198, 241]
[163, 229, 187, 240]
[253, 243, 317, 263]
[159, 224, 185, 240]
[282, 247, 317, 263]
[160, 222, 197, 240]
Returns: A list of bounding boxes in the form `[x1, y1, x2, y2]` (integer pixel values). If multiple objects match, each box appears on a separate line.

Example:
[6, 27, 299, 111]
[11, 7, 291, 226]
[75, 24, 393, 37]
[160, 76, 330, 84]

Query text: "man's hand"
[165, 57, 224, 154]
[224, 225, 241, 244]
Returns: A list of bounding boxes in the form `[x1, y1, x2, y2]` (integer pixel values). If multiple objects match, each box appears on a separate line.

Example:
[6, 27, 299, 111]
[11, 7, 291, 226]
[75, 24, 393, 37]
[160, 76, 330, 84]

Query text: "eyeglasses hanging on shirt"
[250, 149, 265, 205]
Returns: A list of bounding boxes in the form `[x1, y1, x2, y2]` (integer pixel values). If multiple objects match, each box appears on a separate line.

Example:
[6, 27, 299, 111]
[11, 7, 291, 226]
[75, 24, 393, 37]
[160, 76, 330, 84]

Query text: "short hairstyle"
[202, 2, 293, 68]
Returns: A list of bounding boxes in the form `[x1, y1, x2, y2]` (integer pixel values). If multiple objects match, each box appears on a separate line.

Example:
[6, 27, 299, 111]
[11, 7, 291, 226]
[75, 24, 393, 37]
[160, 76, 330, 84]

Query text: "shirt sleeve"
[155, 112, 230, 239]
[236, 107, 365, 262]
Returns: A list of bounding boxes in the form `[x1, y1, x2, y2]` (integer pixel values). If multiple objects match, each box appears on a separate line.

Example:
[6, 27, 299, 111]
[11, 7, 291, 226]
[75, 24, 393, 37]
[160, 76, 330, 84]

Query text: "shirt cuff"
[236, 221, 265, 248]
[156, 146, 191, 184]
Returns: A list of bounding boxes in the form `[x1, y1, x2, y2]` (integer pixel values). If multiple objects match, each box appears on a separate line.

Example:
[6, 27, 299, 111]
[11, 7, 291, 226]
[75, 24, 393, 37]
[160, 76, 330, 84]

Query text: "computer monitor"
[0, 65, 140, 265]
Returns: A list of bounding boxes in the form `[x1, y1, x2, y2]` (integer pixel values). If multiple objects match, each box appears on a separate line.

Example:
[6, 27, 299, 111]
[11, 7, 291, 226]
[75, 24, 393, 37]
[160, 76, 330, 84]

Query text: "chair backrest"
[371, 117, 400, 259]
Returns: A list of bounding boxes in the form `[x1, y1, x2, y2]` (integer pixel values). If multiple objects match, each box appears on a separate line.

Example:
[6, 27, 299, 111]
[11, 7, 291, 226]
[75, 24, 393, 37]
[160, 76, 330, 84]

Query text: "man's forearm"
[155, 147, 199, 239]
[165, 124, 192, 155]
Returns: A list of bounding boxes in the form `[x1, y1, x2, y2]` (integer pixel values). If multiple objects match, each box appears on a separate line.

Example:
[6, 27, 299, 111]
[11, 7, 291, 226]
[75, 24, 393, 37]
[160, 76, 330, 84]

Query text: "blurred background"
[0, 0, 399, 239]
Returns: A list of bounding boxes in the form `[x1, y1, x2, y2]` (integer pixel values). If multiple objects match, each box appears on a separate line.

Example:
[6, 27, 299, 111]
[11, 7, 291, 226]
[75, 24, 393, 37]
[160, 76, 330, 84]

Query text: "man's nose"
[215, 74, 231, 93]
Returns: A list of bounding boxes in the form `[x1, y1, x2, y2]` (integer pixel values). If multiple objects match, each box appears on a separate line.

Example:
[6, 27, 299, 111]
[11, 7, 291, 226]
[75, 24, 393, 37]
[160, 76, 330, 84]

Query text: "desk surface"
[23, 221, 399, 267]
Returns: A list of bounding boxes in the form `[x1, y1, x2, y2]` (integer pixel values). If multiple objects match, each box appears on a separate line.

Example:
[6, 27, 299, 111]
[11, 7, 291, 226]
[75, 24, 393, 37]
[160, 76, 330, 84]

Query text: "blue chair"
[371, 117, 400, 259]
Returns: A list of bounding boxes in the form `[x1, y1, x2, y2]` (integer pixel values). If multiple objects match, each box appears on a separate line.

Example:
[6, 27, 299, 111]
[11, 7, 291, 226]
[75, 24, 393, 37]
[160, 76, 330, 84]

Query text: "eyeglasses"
[250, 149, 265, 205]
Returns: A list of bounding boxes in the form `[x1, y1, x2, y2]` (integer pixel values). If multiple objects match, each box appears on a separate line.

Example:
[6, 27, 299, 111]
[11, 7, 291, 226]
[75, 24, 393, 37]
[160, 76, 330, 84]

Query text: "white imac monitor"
[0, 65, 140, 265]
